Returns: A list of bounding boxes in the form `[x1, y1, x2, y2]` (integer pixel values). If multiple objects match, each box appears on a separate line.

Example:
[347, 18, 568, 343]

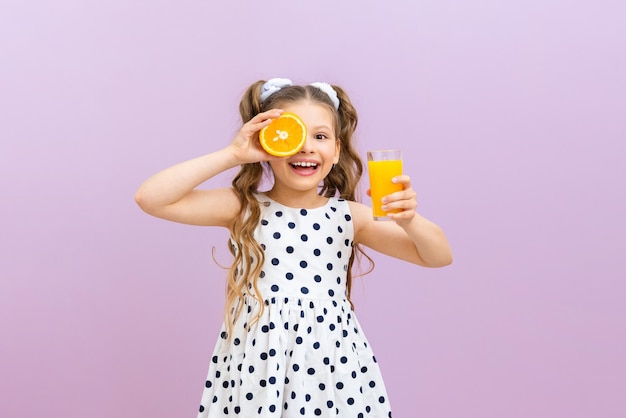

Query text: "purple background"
[2, 1, 625, 417]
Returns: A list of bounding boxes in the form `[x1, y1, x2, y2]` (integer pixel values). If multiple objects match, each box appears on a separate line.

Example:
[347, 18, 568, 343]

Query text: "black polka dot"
[271, 284, 279, 292]
[276, 211, 283, 217]
[326, 237, 333, 244]
[273, 232, 281, 239]
[288, 222, 296, 229]
[271, 258, 279, 265]
[261, 219, 268, 225]
[286, 272, 293, 280]
[313, 249, 321, 256]
[301, 234, 308, 241]
[301, 287, 309, 294]
[300, 260, 308, 268]
[286, 246, 294, 253]
[314, 275, 322, 282]
[313, 223, 320, 230]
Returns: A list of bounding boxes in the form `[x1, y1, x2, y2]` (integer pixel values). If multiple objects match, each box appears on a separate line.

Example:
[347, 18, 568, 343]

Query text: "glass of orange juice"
[367, 149, 403, 220]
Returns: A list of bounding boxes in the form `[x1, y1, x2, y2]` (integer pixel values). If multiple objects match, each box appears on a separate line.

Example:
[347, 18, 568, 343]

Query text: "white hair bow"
[309, 82, 340, 110]
[260, 78, 292, 102]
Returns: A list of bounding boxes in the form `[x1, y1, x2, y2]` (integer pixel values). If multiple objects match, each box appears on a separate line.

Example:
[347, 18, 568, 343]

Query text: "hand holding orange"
[259, 112, 307, 157]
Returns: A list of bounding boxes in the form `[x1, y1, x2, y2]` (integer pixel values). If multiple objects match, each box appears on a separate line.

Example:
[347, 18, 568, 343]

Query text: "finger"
[382, 200, 417, 215]
[383, 188, 417, 205]
[388, 210, 416, 223]
[381, 191, 418, 212]
[244, 109, 285, 133]
[392, 174, 411, 188]
[252, 108, 283, 123]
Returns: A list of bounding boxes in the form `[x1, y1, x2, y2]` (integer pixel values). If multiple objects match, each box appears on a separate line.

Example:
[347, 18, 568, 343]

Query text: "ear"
[333, 138, 341, 164]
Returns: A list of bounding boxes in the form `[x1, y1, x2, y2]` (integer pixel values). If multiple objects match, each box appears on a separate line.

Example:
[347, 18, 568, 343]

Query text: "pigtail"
[320, 85, 363, 202]
[323, 85, 374, 306]
[239, 80, 266, 122]
[223, 80, 269, 337]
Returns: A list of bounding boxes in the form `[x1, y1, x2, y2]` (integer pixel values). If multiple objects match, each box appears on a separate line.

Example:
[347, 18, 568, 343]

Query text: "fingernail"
[391, 177, 398, 183]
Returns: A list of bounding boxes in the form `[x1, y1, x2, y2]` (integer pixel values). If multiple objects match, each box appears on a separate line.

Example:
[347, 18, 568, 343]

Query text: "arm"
[134, 109, 284, 227]
[350, 175, 453, 267]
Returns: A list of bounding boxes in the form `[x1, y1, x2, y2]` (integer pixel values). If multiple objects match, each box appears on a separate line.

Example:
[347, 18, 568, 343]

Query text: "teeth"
[291, 162, 318, 168]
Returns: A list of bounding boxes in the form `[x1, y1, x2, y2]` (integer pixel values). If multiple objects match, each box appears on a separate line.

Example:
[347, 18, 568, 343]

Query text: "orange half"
[259, 112, 307, 157]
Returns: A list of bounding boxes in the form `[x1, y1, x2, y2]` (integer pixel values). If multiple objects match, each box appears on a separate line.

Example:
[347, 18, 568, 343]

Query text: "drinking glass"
[367, 149, 403, 221]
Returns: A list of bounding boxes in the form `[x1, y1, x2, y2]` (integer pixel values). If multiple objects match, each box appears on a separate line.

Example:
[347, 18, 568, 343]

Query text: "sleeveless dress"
[197, 195, 392, 417]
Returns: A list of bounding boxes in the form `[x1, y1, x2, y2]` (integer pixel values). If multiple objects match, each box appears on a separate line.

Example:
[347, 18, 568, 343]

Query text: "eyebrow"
[309, 125, 333, 131]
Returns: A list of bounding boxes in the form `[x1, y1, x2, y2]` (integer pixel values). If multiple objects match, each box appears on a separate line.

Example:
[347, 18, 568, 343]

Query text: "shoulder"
[346, 200, 372, 232]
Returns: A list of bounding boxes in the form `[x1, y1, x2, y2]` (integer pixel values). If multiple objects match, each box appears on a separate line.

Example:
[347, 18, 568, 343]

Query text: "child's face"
[268, 101, 340, 194]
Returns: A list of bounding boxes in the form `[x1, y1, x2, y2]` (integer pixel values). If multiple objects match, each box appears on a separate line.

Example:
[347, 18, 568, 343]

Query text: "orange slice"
[259, 112, 307, 157]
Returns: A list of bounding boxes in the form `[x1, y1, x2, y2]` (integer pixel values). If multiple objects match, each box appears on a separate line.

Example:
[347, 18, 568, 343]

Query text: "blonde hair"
[224, 80, 372, 336]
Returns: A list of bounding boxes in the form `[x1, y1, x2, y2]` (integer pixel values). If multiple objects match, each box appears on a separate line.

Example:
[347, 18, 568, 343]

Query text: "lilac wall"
[2, 1, 624, 417]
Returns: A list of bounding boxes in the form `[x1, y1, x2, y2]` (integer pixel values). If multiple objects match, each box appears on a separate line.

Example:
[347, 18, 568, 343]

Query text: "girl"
[135, 78, 452, 417]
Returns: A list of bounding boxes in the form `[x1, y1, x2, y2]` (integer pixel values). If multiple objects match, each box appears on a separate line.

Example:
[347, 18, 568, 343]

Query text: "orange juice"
[367, 159, 403, 220]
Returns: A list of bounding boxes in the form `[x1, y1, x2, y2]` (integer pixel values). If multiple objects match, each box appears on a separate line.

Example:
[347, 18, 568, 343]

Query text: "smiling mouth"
[290, 161, 319, 170]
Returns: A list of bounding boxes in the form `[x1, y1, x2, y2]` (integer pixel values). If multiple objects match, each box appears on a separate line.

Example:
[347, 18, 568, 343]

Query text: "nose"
[299, 135, 315, 153]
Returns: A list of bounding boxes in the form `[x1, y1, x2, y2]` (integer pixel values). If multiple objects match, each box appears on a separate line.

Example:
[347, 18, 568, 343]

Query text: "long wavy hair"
[223, 80, 373, 336]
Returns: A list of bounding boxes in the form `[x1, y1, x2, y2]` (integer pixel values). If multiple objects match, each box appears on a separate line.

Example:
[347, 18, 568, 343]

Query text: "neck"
[266, 188, 328, 209]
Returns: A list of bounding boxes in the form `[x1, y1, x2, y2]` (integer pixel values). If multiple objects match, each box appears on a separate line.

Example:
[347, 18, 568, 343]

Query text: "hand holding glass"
[367, 149, 403, 221]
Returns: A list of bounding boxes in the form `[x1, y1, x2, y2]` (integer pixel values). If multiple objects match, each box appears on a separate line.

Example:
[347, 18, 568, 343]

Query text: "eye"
[315, 133, 329, 140]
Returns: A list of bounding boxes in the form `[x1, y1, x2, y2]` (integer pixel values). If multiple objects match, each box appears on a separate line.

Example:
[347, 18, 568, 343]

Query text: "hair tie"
[309, 82, 340, 110]
[260, 78, 292, 102]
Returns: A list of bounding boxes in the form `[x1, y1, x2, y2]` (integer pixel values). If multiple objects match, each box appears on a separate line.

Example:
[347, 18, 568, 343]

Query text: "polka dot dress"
[197, 195, 392, 417]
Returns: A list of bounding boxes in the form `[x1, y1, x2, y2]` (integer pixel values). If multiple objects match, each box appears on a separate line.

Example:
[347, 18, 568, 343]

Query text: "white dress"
[197, 195, 392, 417]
